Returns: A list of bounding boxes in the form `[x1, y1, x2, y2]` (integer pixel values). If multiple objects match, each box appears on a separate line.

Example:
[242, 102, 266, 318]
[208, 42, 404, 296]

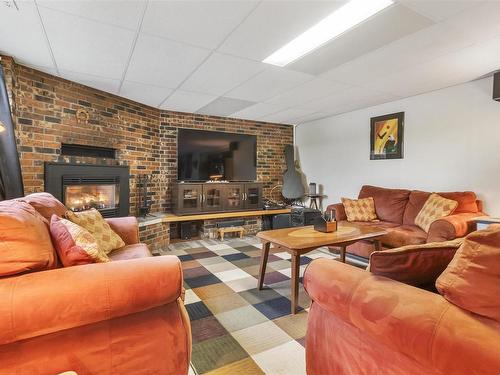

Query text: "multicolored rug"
[164, 236, 366, 375]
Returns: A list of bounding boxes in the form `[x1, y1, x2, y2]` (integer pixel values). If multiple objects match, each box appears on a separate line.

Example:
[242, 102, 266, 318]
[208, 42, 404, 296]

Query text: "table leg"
[339, 245, 346, 263]
[258, 241, 271, 290]
[291, 252, 300, 314]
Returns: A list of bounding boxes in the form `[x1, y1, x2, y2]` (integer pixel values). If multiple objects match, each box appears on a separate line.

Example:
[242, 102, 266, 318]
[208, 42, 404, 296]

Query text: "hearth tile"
[238, 287, 282, 305]
[191, 316, 228, 344]
[185, 274, 221, 288]
[184, 266, 211, 280]
[186, 301, 213, 321]
[204, 357, 264, 375]
[193, 283, 234, 300]
[253, 297, 302, 320]
[191, 334, 248, 374]
[215, 305, 267, 333]
[223, 253, 249, 262]
[214, 268, 251, 283]
[232, 320, 292, 355]
[225, 276, 259, 293]
[203, 293, 248, 315]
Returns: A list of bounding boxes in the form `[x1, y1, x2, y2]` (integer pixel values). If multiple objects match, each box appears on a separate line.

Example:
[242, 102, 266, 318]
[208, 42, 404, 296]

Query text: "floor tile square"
[186, 274, 222, 288]
[225, 276, 259, 293]
[252, 340, 306, 375]
[239, 287, 282, 305]
[206, 244, 233, 251]
[185, 246, 214, 254]
[192, 334, 248, 374]
[273, 311, 308, 339]
[215, 305, 267, 332]
[268, 259, 291, 271]
[296, 337, 306, 348]
[204, 357, 264, 375]
[203, 293, 249, 315]
[184, 266, 211, 280]
[193, 283, 234, 300]
[166, 249, 187, 256]
[245, 250, 262, 258]
[186, 301, 213, 321]
[211, 247, 241, 256]
[191, 316, 228, 343]
[178, 254, 194, 262]
[184, 288, 201, 305]
[262, 271, 289, 285]
[197, 256, 228, 266]
[231, 256, 261, 268]
[300, 256, 313, 265]
[182, 259, 202, 270]
[240, 264, 261, 277]
[214, 269, 251, 283]
[236, 244, 262, 252]
[204, 261, 238, 274]
[274, 251, 291, 260]
[254, 297, 301, 320]
[232, 321, 292, 355]
[223, 253, 249, 262]
[277, 265, 307, 278]
[191, 251, 218, 260]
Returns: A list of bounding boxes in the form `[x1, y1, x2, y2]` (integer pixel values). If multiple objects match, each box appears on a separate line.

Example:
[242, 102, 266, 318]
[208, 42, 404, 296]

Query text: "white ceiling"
[1, 0, 500, 125]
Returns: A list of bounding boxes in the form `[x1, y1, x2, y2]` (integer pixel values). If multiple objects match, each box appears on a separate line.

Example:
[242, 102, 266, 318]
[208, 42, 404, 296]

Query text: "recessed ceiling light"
[263, 0, 394, 67]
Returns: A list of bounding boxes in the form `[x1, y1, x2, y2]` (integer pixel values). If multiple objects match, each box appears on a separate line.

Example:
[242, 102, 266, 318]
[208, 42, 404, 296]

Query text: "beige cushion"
[414, 193, 457, 232]
[66, 209, 125, 254]
[341, 197, 377, 222]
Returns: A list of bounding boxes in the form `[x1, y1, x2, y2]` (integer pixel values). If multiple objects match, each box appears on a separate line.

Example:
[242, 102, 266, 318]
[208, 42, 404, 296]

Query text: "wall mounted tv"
[177, 129, 257, 182]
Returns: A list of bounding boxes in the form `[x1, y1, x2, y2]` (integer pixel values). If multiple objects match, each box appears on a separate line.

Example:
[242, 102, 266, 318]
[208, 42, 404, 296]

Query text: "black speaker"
[180, 222, 192, 240]
[494, 72, 500, 101]
[272, 214, 292, 229]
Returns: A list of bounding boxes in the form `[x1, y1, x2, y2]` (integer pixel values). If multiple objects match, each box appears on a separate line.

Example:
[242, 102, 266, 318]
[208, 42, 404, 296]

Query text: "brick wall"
[1, 57, 294, 216]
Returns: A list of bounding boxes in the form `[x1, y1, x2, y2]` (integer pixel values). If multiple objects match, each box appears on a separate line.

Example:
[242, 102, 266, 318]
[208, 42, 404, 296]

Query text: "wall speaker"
[494, 72, 500, 101]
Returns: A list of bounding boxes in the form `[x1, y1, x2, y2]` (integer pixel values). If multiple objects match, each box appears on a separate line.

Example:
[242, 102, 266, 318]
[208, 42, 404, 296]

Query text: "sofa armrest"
[427, 212, 482, 242]
[0, 256, 182, 346]
[303, 258, 500, 373]
[106, 216, 140, 245]
[326, 203, 346, 221]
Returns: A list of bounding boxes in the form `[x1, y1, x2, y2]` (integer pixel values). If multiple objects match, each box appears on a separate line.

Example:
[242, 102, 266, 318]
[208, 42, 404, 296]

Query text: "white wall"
[296, 77, 500, 215]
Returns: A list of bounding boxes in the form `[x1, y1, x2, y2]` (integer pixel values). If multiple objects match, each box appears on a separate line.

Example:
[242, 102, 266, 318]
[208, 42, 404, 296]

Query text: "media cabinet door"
[223, 184, 244, 211]
[176, 184, 203, 213]
[203, 185, 224, 212]
[244, 183, 263, 209]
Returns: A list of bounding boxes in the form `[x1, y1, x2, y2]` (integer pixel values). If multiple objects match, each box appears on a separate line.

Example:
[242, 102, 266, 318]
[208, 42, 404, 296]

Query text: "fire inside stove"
[64, 184, 119, 212]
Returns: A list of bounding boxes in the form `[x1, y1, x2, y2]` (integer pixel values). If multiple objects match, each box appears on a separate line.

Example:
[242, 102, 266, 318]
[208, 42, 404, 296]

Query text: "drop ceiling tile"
[39, 7, 135, 79]
[399, 0, 482, 22]
[142, 1, 258, 49]
[37, 0, 145, 30]
[225, 67, 313, 102]
[265, 78, 352, 108]
[0, 1, 54, 69]
[289, 4, 434, 75]
[196, 97, 256, 117]
[160, 90, 217, 114]
[181, 53, 266, 96]
[218, 0, 347, 61]
[58, 69, 121, 94]
[294, 112, 330, 125]
[125, 33, 211, 88]
[259, 107, 318, 124]
[119, 81, 173, 108]
[231, 102, 289, 121]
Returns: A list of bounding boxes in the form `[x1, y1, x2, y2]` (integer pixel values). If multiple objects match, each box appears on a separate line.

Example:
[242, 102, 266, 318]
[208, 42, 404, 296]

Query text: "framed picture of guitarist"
[370, 112, 404, 160]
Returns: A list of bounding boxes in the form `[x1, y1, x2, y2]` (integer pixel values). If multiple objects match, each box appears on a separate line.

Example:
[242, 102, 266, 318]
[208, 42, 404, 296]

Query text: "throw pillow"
[50, 215, 110, 266]
[414, 193, 458, 232]
[18, 192, 67, 222]
[341, 197, 377, 222]
[368, 239, 463, 287]
[436, 225, 500, 321]
[0, 200, 57, 277]
[65, 208, 125, 254]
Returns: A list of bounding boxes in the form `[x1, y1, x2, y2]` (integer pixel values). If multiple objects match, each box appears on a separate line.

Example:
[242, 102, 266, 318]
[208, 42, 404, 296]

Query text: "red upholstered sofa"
[0, 193, 191, 374]
[327, 185, 484, 258]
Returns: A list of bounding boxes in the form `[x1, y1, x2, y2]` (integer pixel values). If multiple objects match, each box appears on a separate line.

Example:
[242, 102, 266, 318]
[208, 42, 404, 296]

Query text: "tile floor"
[163, 236, 367, 374]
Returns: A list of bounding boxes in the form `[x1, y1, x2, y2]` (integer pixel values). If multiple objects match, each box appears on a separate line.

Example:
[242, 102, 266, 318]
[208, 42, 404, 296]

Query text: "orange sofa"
[0, 193, 191, 374]
[327, 185, 484, 258]
[304, 233, 500, 374]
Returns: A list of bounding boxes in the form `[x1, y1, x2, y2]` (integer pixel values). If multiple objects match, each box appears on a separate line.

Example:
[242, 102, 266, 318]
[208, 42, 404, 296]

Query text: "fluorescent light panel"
[263, 0, 394, 67]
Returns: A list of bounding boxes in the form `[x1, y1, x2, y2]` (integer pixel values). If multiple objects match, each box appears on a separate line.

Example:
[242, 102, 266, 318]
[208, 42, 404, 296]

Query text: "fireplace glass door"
[64, 184, 119, 213]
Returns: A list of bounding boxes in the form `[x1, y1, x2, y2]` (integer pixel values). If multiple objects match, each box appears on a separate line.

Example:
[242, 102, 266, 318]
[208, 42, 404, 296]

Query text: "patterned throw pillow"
[66, 208, 125, 254]
[415, 193, 458, 232]
[50, 215, 110, 266]
[341, 197, 378, 222]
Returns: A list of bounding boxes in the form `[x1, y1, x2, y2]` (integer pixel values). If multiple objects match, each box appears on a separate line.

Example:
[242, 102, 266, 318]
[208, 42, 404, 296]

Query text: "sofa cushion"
[0, 200, 57, 276]
[19, 192, 67, 222]
[436, 225, 500, 321]
[368, 239, 463, 287]
[108, 243, 152, 261]
[341, 197, 377, 222]
[403, 190, 431, 225]
[415, 193, 458, 232]
[358, 185, 410, 224]
[49, 215, 110, 266]
[438, 191, 479, 213]
[381, 225, 427, 248]
[66, 208, 125, 254]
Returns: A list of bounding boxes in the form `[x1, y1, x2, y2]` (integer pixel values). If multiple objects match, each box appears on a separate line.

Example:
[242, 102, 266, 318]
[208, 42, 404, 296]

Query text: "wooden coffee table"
[257, 223, 387, 314]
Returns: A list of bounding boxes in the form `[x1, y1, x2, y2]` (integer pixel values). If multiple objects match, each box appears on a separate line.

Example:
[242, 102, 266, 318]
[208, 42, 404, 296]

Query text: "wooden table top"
[257, 223, 387, 250]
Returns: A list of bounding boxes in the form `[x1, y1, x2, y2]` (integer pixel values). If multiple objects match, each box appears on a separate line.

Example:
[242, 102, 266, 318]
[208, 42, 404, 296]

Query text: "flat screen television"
[177, 129, 257, 181]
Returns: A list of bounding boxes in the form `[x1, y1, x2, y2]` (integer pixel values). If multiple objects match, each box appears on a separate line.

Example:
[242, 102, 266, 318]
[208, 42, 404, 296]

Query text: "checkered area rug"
[163, 236, 367, 375]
